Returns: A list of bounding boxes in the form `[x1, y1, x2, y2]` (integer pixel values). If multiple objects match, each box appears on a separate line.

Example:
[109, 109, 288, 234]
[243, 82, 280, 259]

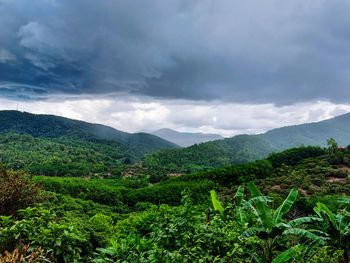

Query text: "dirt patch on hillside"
[326, 177, 347, 183]
[168, 173, 185, 177]
[271, 185, 281, 190]
[334, 165, 350, 173]
[310, 184, 321, 190]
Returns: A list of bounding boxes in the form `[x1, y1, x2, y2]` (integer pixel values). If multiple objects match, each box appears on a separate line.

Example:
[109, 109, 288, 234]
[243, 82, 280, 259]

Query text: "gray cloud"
[0, 0, 350, 104]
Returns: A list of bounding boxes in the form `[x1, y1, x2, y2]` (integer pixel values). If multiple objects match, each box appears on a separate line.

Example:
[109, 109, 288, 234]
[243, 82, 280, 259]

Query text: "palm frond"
[241, 200, 262, 225]
[314, 202, 337, 230]
[236, 207, 248, 225]
[234, 186, 245, 207]
[273, 188, 298, 224]
[210, 190, 224, 217]
[247, 182, 273, 229]
[283, 228, 325, 244]
[288, 216, 323, 227]
[242, 227, 264, 238]
[272, 245, 300, 263]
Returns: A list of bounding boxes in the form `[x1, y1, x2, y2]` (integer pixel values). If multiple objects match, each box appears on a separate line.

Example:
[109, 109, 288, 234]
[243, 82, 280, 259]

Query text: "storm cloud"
[1, 0, 350, 104]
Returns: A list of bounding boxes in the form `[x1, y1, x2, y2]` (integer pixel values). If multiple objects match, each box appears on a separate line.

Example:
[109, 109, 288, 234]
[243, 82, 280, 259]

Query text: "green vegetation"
[143, 138, 328, 173]
[0, 111, 178, 177]
[33, 176, 147, 207]
[144, 135, 276, 172]
[1, 114, 350, 262]
[2, 160, 350, 262]
[267, 146, 326, 168]
[0, 133, 132, 177]
[0, 111, 177, 153]
[212, 184, 325, 263]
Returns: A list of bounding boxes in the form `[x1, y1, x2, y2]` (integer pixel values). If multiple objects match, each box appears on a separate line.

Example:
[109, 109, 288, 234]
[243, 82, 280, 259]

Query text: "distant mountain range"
[144, 112, 350, 172]
[151, 128, 223, 147]
[2, 110, 350, 175]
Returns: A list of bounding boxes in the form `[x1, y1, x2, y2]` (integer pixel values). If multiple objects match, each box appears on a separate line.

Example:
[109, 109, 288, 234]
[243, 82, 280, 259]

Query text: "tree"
[327, 138, 338, 153]
[0, 166, 43, 215]
[327, 138, 343, 164]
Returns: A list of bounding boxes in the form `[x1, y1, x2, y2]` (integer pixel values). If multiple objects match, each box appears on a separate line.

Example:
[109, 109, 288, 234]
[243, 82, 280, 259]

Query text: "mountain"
[151, 128, 223, 147]
[262, 113, 350, 148]
[144, 134, 275, 172]
[144, 112, 350, 172]
[0, 111, 177, 152]
[0, 110, 178, 176]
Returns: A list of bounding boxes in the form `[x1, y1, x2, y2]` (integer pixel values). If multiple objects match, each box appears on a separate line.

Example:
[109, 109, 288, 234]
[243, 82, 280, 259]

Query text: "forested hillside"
[0, 133, 131, 177]
[262, 112, 350, 148]
[0, 111, 177, 153]
[145, 113, 350, 172]
[0, 111, 178, 176]
[144, 134, 276, 172]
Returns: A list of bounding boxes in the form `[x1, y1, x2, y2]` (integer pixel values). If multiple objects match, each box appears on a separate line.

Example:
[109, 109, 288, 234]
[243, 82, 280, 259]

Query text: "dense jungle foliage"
[0, 133, 132, 177]
[1, 142, 350, 262]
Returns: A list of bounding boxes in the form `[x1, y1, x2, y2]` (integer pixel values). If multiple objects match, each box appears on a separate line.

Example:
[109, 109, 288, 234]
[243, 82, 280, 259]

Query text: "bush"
[0, 244, 52, 263]
[0, 167, 42, 215]
[96, 194, 255, 263]
[0, 207, 88, 262]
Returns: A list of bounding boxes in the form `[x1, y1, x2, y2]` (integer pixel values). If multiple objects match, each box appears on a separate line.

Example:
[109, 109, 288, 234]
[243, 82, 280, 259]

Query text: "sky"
[1, 0, 350, 136]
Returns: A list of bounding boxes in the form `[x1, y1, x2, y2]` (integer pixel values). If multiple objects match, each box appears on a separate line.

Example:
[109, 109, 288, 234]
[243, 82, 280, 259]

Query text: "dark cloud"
[0, 83, 48, 100]
[0, 0, 350, 104]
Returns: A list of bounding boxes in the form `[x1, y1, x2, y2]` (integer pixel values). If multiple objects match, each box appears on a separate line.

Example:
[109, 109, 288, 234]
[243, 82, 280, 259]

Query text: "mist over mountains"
[151, 128, 223, 147]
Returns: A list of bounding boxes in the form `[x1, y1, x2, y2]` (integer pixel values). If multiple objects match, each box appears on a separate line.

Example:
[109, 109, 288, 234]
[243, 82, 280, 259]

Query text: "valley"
[1, 111, 350, 262]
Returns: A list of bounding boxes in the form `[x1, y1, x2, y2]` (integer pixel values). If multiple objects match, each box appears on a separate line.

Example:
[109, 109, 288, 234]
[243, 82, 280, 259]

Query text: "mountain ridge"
[0, 110, 178, 176]
[0, 110, 178, 151]
[144, 112, 350, 172]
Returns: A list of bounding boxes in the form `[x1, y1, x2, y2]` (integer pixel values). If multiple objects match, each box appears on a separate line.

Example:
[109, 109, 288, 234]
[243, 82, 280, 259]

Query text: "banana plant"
[242, 182, 325, 263]
[210, 186, 248, 223]
[210, 183, 325, 263]
[234, 186, 248, 225]
[314, 201, 350, 263]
